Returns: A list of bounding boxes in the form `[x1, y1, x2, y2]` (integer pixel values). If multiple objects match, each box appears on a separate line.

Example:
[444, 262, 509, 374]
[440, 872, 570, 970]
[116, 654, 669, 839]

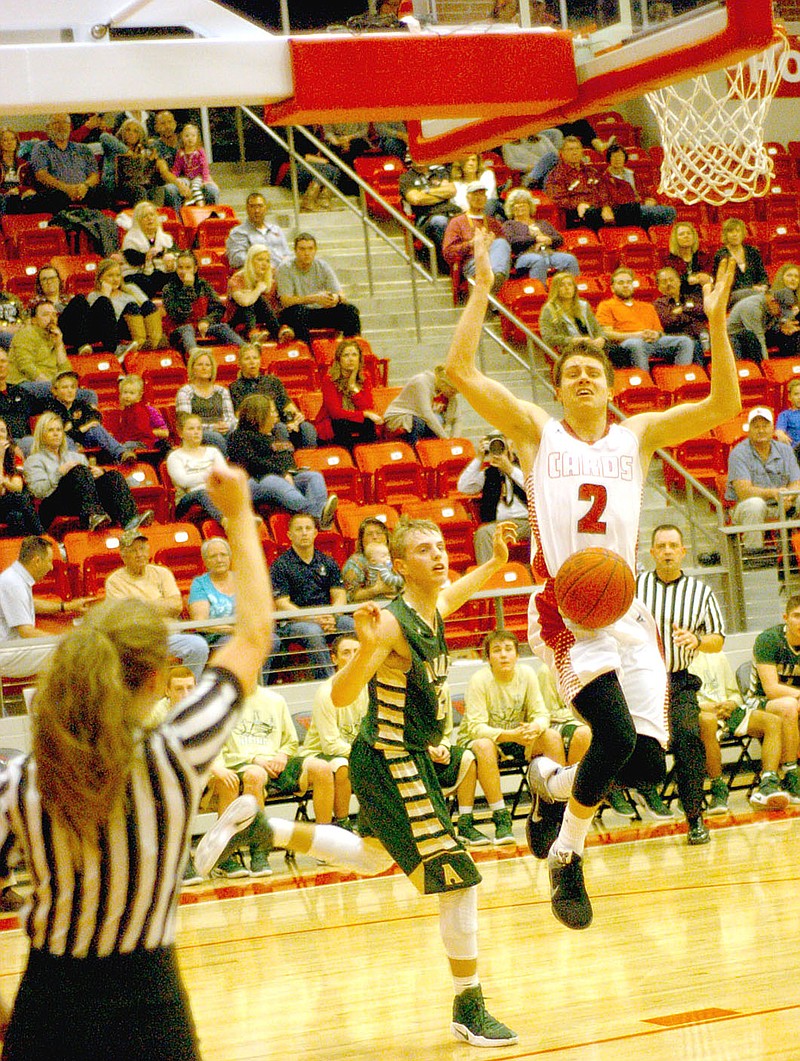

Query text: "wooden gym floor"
[1, 807, 799, 1060]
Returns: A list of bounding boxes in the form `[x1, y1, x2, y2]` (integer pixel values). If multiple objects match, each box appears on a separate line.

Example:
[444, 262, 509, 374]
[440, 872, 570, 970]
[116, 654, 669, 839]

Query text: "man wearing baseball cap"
[727, 288, 800, 363]
[725, 406, 800, 552]
[442, 182, 511, 293]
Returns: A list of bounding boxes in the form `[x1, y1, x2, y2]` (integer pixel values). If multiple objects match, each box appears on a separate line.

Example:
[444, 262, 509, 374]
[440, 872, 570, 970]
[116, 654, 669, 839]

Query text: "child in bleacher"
[43, 369, 139, 464]
[116, 374, 171, 454]
[171, 123, 220, 205]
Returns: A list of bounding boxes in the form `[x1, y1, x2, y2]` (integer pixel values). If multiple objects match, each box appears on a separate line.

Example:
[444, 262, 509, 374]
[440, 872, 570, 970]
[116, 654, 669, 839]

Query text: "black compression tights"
[571, 671, 637, 808]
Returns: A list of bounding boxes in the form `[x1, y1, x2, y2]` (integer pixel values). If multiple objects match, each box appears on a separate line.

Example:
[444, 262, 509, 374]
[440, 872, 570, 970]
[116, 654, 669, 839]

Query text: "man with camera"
[457, 433, 530, 563]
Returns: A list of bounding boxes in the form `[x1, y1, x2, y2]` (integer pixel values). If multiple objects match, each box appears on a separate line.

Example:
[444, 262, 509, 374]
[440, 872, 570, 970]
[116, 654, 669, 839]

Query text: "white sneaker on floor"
[194, 795, 259, 877]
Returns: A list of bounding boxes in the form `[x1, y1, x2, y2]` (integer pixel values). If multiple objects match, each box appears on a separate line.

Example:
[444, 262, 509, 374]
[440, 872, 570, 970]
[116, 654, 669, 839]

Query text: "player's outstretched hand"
[491, 520, 518, 566]
[353, 601, 382, 650]
[473, 227, 494, 292]
[703, 257, 736, 323]
[206, 465, 252, 521]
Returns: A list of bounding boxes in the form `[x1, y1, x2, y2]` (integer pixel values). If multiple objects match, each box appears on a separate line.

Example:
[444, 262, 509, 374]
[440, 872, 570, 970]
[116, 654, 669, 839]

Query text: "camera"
[479, 434, 508, 459]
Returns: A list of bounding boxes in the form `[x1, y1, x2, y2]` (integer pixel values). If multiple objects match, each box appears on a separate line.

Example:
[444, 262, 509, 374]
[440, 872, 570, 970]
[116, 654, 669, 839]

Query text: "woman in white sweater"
[165, 413, 227, 522]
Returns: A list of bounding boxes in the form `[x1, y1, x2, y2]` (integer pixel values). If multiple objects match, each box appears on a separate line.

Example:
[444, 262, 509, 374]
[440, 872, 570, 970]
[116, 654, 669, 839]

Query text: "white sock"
[488, 800, 506, 813]
[547, 764, 578, 801]
[453, 974, 480, 995]
[267, 817, 293, 848]
[305, 825, 394, 875]
[458, 804, 473, 817]
[551, 806, 592, 858]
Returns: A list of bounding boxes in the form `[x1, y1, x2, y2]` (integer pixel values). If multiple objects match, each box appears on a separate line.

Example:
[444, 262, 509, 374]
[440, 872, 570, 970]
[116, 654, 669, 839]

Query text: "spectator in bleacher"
[323, 122, 372, 190]
[653, 266, 707, 363]
[727, 288, 799, 363]
[538, 273, 609, 358]
[501, 189, 579, 282]
[104, 527, 210, 679]
[0, 127, 36, 214]
[0, 536, 91, 678]
[383, 365, 459, 445]
[147, 664, 196, 728]
[187, 537, 235, 641]
[226, 245, 291, 344]
[692, 648, 793, 814]
[768, 262, 800, 359]
[171, 123, 220, 206]
[120, 201, 178, 298]
[275, 233, 361, 344]
[33, 264, 93, 353]
[450, 154, 503, 218]
[342, 516, 403, 603]
[746, 595, 800, 803]
[205, 685, 340, 876]
[23, 412, 151, 533]
[174, 347, 237, 453]
[8, 299, 75, 400]
[187, 536, 280, 678]
[501, 131, 563, 190]
[601, 144, 676, 229]
[41, 369, 139, 464]
[162, 250, 242, 357]
[229, 343, 316, 449]
[398, 161, 459, 268]
[0, 417, 43, 535]
[0, 349, 34, 446]
[271, 511, 354, 680]
[97, 120, 165, 209]
[595, 266, 694, 370]
[86, 258, 165, 355]
[544, 135, 613, 231]
[0, 282, 26, 351]
[776, 377, 800, 458]
[665, 221, 714, 300]
[226, 394, 337, 525]
[165, 412, 226, 522]
[456, 432, 530, 564]
[456, 629, 585, 846]
[725, 406, 800, 552]
[301, 633, 366, 828]
[442, 184, 511, 289]
[115, 374, 170, 454]
[320, 338, 383, 448]
[151, 110, 181, 170]
[29, 113, 105, 213]
[713, 218, 769, 304]
[225, 191, 291, 271]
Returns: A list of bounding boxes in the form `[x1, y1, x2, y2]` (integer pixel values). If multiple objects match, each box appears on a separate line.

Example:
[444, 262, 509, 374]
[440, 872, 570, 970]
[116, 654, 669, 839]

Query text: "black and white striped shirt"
[636, 571, 725, 673]
[0, 667, 242, 958]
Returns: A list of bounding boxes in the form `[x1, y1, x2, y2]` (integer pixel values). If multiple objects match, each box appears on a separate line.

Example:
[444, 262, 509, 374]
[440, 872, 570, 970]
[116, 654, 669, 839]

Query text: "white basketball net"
[645, 31, 789, 205]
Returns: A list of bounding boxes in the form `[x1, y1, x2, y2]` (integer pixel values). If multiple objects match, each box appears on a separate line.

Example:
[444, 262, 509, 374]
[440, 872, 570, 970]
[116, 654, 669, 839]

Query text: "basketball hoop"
[645, 30, 789, 206]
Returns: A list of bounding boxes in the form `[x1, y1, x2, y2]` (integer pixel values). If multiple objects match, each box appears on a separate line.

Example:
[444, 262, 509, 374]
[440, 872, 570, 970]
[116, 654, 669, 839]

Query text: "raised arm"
[437, 521, 515, 618]
[330, 603, 403, 707]
[634, 258, 742, 454]
[205, 465, 273, 691]
[444, 228, 547, 474]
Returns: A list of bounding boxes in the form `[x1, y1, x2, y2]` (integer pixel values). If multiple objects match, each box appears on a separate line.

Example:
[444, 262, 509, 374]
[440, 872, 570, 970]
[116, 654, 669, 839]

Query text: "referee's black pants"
[668, 670, 706, 823]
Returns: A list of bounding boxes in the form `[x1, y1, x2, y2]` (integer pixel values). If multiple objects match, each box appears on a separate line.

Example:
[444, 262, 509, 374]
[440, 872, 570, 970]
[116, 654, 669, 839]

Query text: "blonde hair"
[187, 347, 218, 383]
[130, 200, 163, 234]
[773, 262, 800, 290]
[544, 271, 580, 313]
[722, 217, 747, 241]
[242, 245, 273, 290]
[668, 222, 699, 257]
[32, 599, 169, 837]
[118, 373, 144, 399]
[31, 411, 68, 459]
[390, 517, 442, 561]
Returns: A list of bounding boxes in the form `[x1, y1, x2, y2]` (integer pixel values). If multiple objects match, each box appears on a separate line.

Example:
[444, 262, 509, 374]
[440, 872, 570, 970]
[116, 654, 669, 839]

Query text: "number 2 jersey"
[526, 417, 643, 581]
[524, 417, 668, 745]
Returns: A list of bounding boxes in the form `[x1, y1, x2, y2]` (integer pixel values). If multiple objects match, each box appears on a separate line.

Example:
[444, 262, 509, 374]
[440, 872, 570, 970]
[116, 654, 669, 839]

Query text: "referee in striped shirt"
[0, 466, 273, 1059]
[636, 524, 725, 846]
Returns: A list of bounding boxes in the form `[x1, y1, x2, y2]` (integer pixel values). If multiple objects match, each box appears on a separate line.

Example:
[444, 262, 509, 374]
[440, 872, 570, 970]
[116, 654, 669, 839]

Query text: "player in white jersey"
[445, 230, 740, 930]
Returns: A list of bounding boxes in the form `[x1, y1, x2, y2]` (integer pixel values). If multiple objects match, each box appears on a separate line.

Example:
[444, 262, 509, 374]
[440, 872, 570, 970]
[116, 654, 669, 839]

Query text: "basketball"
[554, 548, 635, 629]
